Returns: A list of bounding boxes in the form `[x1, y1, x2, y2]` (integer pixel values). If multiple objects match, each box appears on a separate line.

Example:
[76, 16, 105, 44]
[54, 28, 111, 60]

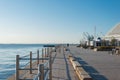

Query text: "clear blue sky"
[0, 0, 120, 44]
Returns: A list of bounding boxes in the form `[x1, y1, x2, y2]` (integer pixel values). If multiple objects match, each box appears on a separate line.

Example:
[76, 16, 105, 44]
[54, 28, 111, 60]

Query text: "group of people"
[111, 48, 120, 55]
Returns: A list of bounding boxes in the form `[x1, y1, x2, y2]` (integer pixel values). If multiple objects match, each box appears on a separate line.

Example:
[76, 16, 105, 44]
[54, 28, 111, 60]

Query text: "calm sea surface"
[0, 44, 43, 80]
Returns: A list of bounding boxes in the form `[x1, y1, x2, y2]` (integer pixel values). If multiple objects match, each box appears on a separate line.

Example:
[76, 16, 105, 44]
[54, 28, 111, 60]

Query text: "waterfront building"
[105, 23, 120, 46]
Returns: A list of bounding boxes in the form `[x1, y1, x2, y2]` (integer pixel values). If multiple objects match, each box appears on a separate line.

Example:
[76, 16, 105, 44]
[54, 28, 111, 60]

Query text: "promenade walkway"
[52, 47, 79, 80]
[8, 46, 79, 80]
[69, 46, 120, 80]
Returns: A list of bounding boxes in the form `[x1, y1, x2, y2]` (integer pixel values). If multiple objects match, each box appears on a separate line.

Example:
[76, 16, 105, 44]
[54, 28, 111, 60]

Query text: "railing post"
[37, 50, 39, 65]
[42, 49, 44, 62]
[50, 47, 53, 52]
[30, 51, 32, 74]
[45, 48, 46, 57]
[38, 64, 40, 80]
[49, 47, 50, 53]
[63, 46, 64, 54]
[16, 55, 19, 80]
[47, 47, 49, 57]
[49, 52, 52, 80]
[46, 48, 47, 57]
[40, 64, 44, 80]
[59, 47, 61, 53]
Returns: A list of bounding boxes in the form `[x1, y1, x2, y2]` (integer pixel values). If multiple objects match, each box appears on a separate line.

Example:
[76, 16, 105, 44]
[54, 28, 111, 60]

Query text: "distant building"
[105, 23, 120, 40]
[105, 23, 120, 46]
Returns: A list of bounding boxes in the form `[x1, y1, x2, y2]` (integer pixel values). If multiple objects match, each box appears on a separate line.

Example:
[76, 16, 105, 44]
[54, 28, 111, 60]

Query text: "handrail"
[22, 62, 30, 68]
[20, 54, 30, 58]
[19, 49, 42, 59]
[19, 57, 49, 60]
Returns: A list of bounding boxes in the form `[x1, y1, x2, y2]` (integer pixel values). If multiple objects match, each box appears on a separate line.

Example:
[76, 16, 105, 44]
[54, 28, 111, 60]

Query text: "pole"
[38, 64, 40, 80]
[47, 47, 50, 56]
[42, 49, 44, 62]
[45, 48, 46, 57]
[37, 50, 39, 65]
[30, 51, 32, 74]
[16, 55, 19, 80]
[49, 52, 52, 80]
[94, 26, 97, 47]
[40, 64, 44, 80]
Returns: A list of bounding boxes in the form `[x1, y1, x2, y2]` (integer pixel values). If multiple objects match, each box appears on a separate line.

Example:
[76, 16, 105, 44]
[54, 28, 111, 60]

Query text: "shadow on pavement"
[75, 57, 108, 80]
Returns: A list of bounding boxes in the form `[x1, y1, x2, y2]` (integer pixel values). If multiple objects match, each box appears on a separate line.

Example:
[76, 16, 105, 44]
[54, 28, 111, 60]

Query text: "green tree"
[111, 38, 117, 46]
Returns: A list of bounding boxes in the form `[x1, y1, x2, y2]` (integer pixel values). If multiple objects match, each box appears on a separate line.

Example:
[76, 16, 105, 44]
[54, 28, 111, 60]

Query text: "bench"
[69, 55, 93, 80]
[72, 61, 82, 70]
[76, 67, 92, 80]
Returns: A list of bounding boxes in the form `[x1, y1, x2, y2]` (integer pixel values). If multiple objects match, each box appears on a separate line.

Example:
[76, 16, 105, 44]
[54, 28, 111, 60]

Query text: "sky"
[0, 0, 120, 44]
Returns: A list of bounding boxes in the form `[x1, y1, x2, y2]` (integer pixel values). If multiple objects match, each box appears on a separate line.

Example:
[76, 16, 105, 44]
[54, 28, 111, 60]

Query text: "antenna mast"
[94, 26, 96, 40]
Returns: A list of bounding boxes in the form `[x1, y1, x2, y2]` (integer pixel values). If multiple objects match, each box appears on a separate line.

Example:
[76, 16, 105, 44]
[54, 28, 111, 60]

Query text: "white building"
[105, 23, 120, 46]
[105, 23, 120, 40]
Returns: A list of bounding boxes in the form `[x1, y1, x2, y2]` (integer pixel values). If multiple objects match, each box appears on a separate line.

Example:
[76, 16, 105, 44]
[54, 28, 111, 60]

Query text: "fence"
[33, 51, 52, 80]
[16, 47, 55, 80]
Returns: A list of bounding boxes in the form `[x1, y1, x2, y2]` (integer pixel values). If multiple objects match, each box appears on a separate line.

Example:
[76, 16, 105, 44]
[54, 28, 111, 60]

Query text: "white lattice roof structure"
[105, 23, 120, 40]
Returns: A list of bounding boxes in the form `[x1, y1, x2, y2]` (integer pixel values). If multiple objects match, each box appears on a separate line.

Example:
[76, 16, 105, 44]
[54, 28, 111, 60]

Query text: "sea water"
[0, 44, 43, 80]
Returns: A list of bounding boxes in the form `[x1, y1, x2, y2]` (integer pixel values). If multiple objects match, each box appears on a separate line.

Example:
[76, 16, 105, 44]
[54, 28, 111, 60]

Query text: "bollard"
[16, 55, 19, 80]
[30, 51, 32, 74]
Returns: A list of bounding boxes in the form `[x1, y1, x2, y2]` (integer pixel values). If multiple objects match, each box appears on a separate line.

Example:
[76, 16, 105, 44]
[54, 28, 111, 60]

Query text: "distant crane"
[83, 32, 94, 46]
[83, 32, 94, 41]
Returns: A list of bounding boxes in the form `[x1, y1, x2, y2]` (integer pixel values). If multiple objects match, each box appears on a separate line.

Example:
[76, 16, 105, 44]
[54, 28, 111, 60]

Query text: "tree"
[111, 38, 117, 46]
[101, 39, 107, 46]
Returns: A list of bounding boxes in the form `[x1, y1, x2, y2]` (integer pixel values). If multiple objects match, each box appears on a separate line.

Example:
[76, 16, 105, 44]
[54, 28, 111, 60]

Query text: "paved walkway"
[8, 46, 79, 80]
[69, 46, 120, 80]
[52, 47, 79, 80]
